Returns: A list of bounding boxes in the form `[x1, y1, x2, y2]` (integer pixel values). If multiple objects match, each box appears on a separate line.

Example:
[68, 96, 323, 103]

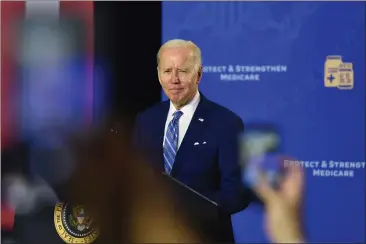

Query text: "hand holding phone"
[253, 160, 305, 243]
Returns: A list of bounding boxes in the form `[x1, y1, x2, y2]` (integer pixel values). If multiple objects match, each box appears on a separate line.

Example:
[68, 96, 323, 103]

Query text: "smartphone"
[239, 124, 283, 189]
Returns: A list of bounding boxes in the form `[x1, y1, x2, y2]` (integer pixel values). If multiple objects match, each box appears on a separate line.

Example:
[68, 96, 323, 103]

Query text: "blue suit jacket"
[133, 93, 251, 216]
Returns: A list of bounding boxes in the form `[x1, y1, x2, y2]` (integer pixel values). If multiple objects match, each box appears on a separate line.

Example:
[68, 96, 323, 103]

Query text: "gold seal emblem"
[54, 202, 99, 243]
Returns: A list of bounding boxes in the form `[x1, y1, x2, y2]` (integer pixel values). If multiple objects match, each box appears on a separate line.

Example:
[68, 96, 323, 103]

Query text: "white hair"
[157, 39, 202, 70]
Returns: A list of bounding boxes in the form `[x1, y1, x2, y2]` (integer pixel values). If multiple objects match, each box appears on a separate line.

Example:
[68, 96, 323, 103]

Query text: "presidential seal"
[54, 202, 99, 244]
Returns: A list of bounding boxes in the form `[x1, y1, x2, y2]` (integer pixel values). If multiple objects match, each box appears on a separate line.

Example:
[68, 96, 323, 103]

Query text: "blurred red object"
[1, 203, 15, 231]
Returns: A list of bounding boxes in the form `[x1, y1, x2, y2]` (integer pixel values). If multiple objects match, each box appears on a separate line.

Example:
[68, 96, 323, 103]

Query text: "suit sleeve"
[216, 117, 253, 215]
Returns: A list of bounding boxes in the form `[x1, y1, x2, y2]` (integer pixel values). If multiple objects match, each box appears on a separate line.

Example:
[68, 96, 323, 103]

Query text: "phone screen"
[239, 124, 282, 189]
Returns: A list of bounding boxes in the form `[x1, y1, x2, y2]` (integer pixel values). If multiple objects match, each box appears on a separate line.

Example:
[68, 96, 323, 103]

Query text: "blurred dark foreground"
[2, 121, 218, 244]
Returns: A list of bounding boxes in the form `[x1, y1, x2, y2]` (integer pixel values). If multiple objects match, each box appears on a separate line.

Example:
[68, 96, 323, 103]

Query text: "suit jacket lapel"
[171, 95, 209, 176]
[154, 101, 170, 171]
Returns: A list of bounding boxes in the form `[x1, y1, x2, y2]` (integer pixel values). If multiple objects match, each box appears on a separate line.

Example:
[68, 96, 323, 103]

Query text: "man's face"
[158, 47, 202, 108]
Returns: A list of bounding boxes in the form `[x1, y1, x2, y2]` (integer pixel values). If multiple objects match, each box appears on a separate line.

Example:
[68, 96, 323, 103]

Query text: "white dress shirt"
[163, 91, 200, 150]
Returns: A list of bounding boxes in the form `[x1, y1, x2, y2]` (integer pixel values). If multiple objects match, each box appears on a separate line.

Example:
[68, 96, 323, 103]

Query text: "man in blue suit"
[133, 39, 251, 241]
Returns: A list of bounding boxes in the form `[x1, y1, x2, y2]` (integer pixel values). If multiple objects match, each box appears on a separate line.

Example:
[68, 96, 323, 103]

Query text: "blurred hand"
[254, 161, 305, 243]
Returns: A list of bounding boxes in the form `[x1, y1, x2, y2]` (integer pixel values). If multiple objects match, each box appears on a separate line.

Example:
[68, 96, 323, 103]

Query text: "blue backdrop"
[162, 2, 365, 243]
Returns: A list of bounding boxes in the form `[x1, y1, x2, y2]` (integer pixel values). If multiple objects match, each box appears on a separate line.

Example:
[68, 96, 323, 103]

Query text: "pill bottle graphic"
[338, 63, 354, 90]
[324, 55, 342, 87]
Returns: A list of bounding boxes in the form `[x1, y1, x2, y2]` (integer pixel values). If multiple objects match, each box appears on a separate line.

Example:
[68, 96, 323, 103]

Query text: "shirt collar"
[168, 90, 200, 118]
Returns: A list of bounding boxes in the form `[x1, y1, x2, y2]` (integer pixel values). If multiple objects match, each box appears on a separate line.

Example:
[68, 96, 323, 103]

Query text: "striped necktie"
[163, 110, 183, 174]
